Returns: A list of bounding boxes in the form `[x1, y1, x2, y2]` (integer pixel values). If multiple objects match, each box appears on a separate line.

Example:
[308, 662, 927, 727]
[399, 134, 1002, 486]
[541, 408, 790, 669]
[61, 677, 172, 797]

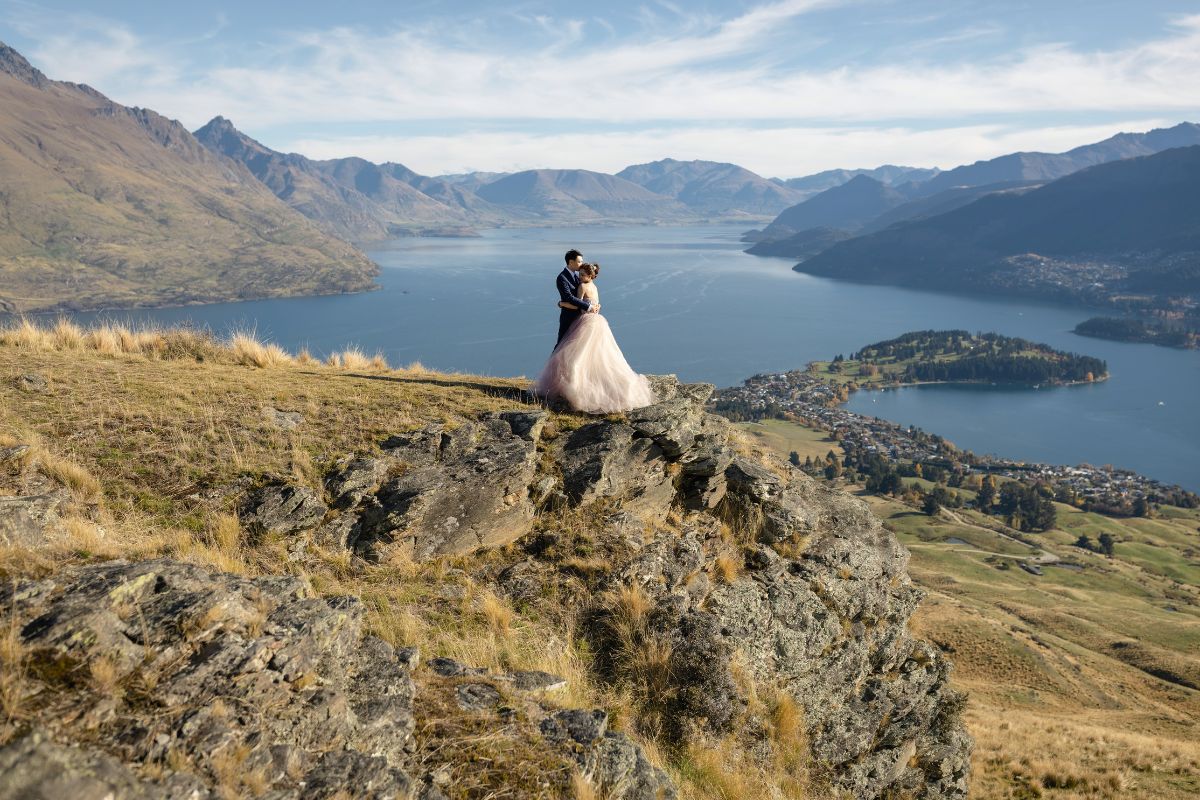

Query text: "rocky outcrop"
[509, 377, 970, 798]
[3, 376, 970, 798]
[0, 559, 672, 800]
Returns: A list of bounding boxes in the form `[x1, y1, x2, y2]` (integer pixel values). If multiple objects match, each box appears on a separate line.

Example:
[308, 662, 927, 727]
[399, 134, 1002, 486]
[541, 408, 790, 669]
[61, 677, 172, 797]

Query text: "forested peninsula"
[1074, 316, 1200, 349]
[810, 330, 1108, 387]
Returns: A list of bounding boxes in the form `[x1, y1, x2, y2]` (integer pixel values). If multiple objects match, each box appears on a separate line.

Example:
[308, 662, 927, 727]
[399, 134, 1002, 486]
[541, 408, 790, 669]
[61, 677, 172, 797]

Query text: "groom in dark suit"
[555, 248, 596, 348]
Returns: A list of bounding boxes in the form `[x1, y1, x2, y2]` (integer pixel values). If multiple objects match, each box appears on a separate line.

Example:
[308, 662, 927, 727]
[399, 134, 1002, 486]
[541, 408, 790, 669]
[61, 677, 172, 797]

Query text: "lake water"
[29, 224, 1199, 490]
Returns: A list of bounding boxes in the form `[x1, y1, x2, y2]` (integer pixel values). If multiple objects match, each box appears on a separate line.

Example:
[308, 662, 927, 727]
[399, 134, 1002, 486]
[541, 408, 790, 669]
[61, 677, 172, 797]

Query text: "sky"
[2, 0, 1199, 178]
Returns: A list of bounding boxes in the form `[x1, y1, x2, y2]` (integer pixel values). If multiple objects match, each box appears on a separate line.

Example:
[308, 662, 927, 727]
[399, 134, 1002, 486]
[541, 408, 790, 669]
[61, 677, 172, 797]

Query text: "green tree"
[1133, 496, 1150, 517]
[1097, 532, 1116, 557]
[975, 477, 996, 510]
[1073, 535, 1094, 551]
[789, 451, 801, 467]
[923, 486, 952, 516]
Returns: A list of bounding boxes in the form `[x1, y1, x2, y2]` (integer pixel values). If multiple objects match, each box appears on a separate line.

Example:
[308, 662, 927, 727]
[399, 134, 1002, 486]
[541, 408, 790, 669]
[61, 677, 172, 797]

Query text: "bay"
[27, 224, 1200, 490]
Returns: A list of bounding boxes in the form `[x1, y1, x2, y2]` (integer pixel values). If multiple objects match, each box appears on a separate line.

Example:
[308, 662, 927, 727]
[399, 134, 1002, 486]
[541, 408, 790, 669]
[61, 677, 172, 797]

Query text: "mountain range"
[795, 145, 1200, 298]
[0, 44, 377, 313]
[748, 122, 1200, 261]
[771, 164, 939, 199]
[616, 158, 806, 215]
[3, 38, 1199, 314]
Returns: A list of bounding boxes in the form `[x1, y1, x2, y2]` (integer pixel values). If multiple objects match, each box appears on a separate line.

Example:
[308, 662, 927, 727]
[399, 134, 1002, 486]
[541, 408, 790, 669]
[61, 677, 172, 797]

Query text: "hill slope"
[476, 169, 691, 221]
[0, 44, 377, 313]
[798, 145, 1200, 298]
[194, 117, 482, 241]
[617, 158, 804, 215]
[914, 122, 1200, 196]
[760, 175, 907, 238]
[777, 164, 939, 198]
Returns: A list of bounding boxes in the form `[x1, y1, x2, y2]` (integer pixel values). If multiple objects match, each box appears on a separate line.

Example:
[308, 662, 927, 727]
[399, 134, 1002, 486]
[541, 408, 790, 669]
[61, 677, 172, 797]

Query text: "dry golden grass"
[230, 331, 293, 368]
[89, 654, 123, 697]
[713, 552, 741, 584]
[967, 704, 1200, 799]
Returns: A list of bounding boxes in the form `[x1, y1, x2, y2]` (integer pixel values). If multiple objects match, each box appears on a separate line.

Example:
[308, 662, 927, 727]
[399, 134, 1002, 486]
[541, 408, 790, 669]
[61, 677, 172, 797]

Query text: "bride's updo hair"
[580, 262, 600, 279]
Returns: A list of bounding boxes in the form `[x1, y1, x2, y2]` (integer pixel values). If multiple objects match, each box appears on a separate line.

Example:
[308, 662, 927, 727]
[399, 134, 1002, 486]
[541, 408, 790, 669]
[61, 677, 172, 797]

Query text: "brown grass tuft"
[89, 654, 123, 697]
[230, 331, 293, 368]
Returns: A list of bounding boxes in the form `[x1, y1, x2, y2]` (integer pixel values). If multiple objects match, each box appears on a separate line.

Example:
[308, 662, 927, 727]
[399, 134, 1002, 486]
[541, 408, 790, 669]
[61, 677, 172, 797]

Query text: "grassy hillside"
[0, 45, 377, 313]
[4, 321, 1196, 798]
[750, 420, 1200, 799]
[0, 320, 827, 799]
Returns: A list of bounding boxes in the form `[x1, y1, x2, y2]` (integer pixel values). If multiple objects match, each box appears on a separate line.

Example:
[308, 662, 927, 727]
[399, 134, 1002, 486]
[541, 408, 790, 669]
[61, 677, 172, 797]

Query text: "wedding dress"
[534, 281, 657, 413]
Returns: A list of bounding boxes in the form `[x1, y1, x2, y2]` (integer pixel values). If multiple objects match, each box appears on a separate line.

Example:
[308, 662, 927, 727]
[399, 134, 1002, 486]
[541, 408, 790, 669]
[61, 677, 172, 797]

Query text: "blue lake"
[30, 224, 1200, 490]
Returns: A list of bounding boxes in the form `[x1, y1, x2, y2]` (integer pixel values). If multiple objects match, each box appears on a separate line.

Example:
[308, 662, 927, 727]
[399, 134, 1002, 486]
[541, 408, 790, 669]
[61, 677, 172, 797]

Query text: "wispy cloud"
[3, 2, 1198, 174]
[283, 118, 1177, 177]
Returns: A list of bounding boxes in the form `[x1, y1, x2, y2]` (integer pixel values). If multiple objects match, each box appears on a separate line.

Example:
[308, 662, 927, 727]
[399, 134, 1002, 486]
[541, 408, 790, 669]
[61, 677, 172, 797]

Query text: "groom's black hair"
[564, 249, 583, 264]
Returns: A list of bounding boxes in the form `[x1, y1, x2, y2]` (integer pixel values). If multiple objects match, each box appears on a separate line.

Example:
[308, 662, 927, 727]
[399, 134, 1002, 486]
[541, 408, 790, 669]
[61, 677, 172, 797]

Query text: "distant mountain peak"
[0, 42, 50, 88]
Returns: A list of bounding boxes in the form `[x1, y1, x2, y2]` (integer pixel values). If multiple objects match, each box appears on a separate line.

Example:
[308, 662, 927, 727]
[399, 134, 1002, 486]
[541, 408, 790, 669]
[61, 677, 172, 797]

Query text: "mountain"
[797, 145, 1200, 297]
[436, 171, 511, 192]
[775, 165, 939, 198]
[913, 122, 1200, 196]
[744, 226, 855, 258]
[475, 169, 690, 221]
[758, 175, 907, 238]
[0, 44, 377, 313]
[194, 118, 502, 240]
[616, 158, 804, 215]
[858, 180, 1042, 234]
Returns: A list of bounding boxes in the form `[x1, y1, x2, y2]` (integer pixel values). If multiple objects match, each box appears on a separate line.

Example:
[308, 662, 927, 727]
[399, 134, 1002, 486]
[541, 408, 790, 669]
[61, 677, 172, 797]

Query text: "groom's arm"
[556, 272, 591, 311]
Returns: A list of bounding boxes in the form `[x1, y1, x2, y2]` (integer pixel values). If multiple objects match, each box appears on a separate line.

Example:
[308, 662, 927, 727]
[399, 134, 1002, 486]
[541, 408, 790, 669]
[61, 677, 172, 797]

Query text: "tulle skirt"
[534, 314, 656, 413]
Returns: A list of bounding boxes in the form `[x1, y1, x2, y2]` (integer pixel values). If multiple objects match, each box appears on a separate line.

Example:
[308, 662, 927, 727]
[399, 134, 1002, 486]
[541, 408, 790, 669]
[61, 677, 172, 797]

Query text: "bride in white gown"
[533, 263, 657, 414]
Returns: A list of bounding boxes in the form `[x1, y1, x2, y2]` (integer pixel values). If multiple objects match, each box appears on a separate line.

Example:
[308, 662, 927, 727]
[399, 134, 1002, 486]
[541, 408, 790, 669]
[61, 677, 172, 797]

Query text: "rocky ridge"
[0, 376, 970, 798]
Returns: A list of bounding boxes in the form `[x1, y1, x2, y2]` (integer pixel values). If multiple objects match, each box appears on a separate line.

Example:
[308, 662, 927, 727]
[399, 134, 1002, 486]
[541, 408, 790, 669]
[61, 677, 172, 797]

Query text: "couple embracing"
[533, 249, 656, 414]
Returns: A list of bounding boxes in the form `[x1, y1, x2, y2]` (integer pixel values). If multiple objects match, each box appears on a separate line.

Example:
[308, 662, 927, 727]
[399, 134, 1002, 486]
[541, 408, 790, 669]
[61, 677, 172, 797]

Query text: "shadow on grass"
[326, 371, 539, 405]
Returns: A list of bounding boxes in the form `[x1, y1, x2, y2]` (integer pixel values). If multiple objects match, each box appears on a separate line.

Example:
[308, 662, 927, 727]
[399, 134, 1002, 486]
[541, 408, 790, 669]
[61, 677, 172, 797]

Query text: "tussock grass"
[230, 331, 293, 368]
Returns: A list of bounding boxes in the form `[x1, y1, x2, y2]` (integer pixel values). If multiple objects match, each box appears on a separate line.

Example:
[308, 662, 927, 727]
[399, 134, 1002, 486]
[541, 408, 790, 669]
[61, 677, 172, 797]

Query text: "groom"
[555, 248, 598, 348]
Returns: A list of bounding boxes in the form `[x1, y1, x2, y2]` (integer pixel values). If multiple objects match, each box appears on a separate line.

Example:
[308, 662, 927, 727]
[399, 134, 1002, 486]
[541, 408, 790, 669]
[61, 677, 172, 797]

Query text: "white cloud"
[5, 3, 1199, 174]
[283, 118, 1177, 177]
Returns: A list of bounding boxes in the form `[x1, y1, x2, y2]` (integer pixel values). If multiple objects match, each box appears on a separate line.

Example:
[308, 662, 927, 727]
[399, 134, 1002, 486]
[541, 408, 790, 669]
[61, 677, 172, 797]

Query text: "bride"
[533, 262, 656, 413]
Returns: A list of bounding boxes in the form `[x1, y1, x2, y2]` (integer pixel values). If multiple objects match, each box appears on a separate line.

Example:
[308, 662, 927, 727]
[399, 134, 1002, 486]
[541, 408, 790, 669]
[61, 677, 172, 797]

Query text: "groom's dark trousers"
[555, 267, 591, 349]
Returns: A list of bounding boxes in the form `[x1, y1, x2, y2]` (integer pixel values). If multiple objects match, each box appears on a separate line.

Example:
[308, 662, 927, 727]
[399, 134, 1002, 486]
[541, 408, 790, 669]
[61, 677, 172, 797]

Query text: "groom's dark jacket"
[555, 267, 592, 347]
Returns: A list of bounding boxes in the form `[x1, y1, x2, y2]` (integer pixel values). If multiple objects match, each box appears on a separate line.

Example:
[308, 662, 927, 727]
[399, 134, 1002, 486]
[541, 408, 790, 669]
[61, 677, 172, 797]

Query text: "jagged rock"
[264, 406, 304, 430]
[312, 513, 359, 550]
[0, 559, 420, 799]
[455, 682, 502, 712]
[559, 422, 672, 519]
[719, 457, 839, 543]
[541, 710, 676, 800]
[16, 372, 49, 392]
[0, 734, 169, 800]
[324, 456, 387, 509]
[0, 489, 70, 547]
[356, 417, 543, 560]
[428, 657, 483, 678]
[628, 382, 714, 458]
[0, 443, 30, 464]
[486, 410, 548, 442]
[240, 483, 328, 536]
[500, 670, 568, 692]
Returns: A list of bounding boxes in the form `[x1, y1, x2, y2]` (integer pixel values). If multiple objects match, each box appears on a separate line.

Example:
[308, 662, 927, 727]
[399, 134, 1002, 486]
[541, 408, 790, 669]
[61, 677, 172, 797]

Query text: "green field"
[737, 418, 843, 463]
